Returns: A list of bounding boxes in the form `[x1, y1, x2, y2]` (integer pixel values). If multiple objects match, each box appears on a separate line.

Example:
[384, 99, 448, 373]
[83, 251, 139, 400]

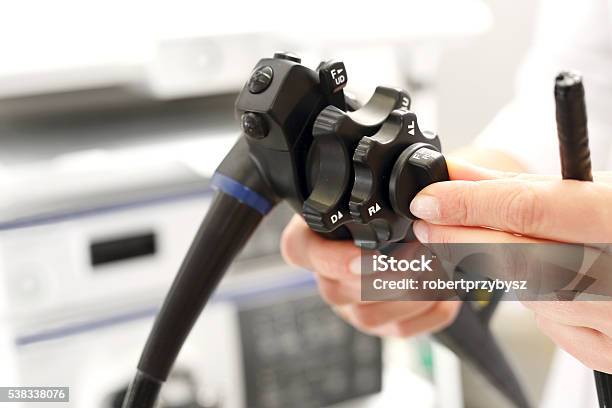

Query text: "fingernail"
[349, 257, 362, 275]
[410, 195, 440, 221]
[412, 221, 429, 243]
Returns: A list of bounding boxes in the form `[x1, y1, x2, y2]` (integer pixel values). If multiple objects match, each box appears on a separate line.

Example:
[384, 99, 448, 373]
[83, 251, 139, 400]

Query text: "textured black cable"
[554, 71, 611, 408]
[555, 71, 593, 181]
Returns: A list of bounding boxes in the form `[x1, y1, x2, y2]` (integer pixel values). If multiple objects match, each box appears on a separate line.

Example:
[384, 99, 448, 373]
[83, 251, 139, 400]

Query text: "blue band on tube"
[211, 172, 273, 215]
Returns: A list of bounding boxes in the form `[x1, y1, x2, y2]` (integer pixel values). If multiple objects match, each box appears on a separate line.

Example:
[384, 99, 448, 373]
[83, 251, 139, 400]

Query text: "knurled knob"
[302, 87, 415, 234]
[349, 109, 441, 247]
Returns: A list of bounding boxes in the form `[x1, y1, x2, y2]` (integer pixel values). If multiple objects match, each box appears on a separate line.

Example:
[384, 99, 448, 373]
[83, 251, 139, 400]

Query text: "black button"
[241, 112, 269, 139]
[318, 60, 348, 94]
[248, 66, 274, 94]
[273, 52, 301, 63]
[409, 147, 448, 184]
[317, 60, 348, 110]
[389, 144, 449, 219]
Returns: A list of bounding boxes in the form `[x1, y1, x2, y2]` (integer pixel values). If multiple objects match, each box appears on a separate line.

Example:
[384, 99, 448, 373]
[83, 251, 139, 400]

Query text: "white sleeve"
[475, 0, 612, 173]
[539, 349, 599, 408]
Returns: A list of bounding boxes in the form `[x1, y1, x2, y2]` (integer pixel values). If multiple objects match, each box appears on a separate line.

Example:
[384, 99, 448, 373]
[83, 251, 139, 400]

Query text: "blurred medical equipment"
[0, 156, 386, 407]
[0, 0, 490, 100]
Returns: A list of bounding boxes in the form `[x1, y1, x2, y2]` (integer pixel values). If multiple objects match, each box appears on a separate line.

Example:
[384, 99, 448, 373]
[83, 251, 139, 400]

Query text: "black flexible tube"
[596, 373, 612, 408]
[554, 71, 611, 408]
[436, 304, 531, 408]
[122, 191, 265, 408]
[121, 372, 162, 408]
[555, 71, 593, 181]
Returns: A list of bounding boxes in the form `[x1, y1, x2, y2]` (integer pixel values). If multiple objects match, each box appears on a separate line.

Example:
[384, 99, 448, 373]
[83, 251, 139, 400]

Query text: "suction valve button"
[241, 112, 269, 139]
[248, 66, 274, 94]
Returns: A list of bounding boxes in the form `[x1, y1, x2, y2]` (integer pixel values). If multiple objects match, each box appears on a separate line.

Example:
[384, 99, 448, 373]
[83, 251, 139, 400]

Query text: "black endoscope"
[122, 53, 535, 408]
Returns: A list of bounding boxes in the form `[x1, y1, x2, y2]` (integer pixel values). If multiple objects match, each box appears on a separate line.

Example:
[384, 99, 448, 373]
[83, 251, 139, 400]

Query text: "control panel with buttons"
[238, 293, 382, 408]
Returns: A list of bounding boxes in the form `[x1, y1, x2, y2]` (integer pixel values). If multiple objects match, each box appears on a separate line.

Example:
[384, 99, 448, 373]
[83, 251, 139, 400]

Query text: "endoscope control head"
[231, 53, 449, 249]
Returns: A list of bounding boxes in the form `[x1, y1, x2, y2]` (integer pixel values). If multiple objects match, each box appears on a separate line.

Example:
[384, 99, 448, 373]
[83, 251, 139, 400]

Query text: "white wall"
[436, 0, 539, 151]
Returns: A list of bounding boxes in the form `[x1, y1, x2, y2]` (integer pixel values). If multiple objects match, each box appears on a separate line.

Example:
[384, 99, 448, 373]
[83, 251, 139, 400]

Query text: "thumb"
[446, 158, 554, 182]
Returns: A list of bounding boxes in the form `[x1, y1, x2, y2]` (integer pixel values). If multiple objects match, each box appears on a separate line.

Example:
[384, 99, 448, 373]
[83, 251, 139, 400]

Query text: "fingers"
[281, 215, 361, 281]
[413, 161, 612, 372]
[281, 217, 461, 338]
[535, 315, 612, 374]
[334, 301, 460, 338]
[525, 301, 612, 373]
[410, 176, 612, 243]
[387, 302, 461, 337]
[412, 221, 542, 245]
[446, 158, 553, 182]
[335, 301, 436, 333]
[315, 276, 361, 306]
[447, 158, 612, 182]
[317, 269, 460, 338]
[317, 273, 458, 337]
[447, 158, 507, 181]
[523, 301, 612, 338]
